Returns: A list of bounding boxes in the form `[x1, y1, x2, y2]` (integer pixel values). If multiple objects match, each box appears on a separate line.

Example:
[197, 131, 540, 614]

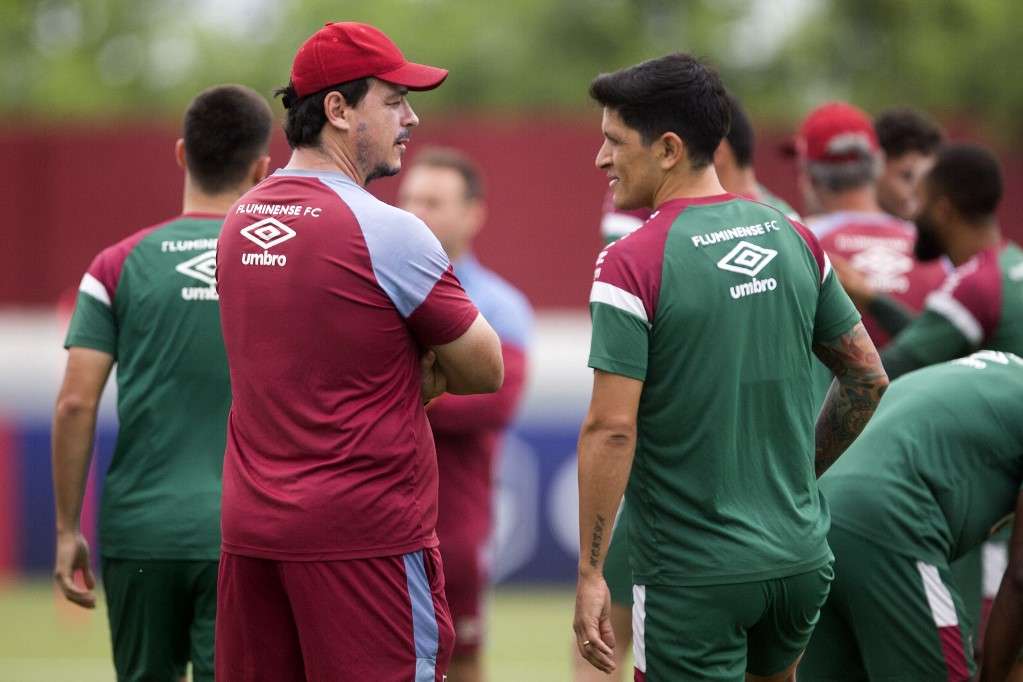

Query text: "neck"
[820, 185, 879, 214]
[285, 134, 364, 185]
[718, 165, 759, 199]
[948, 220, 1001, 266]
[653, 165, 726, 208]
[181, 179, 244, 216]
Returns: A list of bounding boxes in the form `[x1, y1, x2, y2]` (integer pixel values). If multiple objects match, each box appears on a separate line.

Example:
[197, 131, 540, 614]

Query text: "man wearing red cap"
[797, 101, 946, 353]
[214, 22, 504, 682]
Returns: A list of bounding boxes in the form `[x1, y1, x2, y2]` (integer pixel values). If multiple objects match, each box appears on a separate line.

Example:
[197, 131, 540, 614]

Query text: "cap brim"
[376, 62, 448, 91]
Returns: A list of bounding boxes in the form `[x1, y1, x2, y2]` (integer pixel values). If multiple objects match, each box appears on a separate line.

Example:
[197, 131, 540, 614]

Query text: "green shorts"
[799, 525, 975, 681]
[604, 506, 632, 607]
[102, 557, 218, 682]
[633, 562, 834, 681]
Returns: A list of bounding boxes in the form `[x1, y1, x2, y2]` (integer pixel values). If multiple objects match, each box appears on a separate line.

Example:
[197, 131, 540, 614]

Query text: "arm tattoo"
[587, 514, 608, 569]
[813, 323, 889, 477]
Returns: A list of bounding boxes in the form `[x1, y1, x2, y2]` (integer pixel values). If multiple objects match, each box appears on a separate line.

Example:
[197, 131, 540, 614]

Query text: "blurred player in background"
[874, 107, 944, 221]
[214, 22, 502, 682]
[574, 53, 887, 681]
[580, 89, 802, 682]
[398, 148, 533, 682]
[797, 101, 947, 350]
[799, 351, 1023, 682]
[51, 84, 272, 682]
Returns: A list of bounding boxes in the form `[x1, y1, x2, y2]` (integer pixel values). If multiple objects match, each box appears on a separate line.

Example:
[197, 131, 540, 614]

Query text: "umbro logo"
[175, 250, 217, 287]
[717, 241, 777, 277]
[240, 218, 297, 250]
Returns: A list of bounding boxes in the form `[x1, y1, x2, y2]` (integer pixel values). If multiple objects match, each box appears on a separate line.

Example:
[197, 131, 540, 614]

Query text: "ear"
[323, 91, 354, 133]
[658, 132, 686, 171]
[713, 140, 730, 168]
[174, 139, 186, 170]
[466, 200, 486, 238]
[251, 155, 271, 186]
[933, 195, 955, 224]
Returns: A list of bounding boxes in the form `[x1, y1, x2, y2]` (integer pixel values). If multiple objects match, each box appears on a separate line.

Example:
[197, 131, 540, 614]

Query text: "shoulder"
[925, 246, 1003, 343]
[465, 263, 533, 348]
[85, 219, 172, 302]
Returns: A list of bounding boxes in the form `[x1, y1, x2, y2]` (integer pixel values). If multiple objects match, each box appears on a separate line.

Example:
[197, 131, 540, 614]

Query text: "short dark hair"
[411, 147, 485, 201]
[589, 53, 731, 169]
[183, 84, 273, 194]
[927, 144, 1002, 221]
[724, 93, 754, 167]
[875, 107, 943, 159]
[273, 78, 370, 149]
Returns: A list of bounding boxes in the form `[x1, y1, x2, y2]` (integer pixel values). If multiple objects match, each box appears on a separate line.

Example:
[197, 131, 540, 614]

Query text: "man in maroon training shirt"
[215, 22, 504, 682]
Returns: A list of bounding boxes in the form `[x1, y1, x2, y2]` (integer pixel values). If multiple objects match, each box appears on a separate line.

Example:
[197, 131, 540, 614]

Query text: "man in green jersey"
[799, 351, 1023, 681]
[51, 85, 271, 682]
[573, 54, 889, 681]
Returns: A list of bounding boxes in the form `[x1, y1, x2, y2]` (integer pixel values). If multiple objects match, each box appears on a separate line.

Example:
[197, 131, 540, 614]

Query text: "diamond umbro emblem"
[175, 250, 218, 286]
[717, 241, 778, 277]
[240, 218, 297, 250]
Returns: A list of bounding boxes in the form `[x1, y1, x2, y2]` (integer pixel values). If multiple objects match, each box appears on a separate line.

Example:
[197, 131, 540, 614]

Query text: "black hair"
[273, 78, 371, 149]
[724, 93, 754, 167]
[589, 53, 731, 169]
[875, 107, 943, 159]
[927, 144, 1002, 221]
[183, 84, 273, 194]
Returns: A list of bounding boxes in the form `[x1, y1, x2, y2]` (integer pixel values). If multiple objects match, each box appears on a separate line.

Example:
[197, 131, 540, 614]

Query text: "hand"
[420, 350, 447, 404]
[573, 572, 616, 673]
[830, 254, 876, 308]
[54, 529, 96, 609]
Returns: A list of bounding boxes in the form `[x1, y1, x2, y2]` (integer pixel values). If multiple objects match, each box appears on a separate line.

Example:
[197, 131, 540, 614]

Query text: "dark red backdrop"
[2, 116, 1020, 308]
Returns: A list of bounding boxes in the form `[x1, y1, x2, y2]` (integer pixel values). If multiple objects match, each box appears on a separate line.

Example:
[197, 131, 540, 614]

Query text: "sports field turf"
[0, 581, 588, 681]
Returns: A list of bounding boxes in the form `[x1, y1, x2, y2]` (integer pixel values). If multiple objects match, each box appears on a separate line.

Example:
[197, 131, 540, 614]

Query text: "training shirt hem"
[815, 312, 862, 344]
[221, 535, 439, 562]
[64, 335, 116, 355]
[99, 547, 221, 562]
[588, 355, 647, 381]
[632, 550, 833, 587]
[829, 517, 947, 566]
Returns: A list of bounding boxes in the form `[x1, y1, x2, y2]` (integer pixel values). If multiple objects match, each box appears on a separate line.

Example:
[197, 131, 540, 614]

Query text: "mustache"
[395, 130, 411, 144]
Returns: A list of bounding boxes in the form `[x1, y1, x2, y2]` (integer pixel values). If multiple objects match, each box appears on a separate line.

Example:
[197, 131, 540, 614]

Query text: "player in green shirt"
[799, 351, 1023, 681]
[573, 54, 889, 682]
[51, 85, 271, 682]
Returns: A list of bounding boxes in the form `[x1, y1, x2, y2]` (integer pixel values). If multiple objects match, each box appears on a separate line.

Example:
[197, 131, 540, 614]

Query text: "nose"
[595, 140, 611, 170]
[403, 100, 420, 128]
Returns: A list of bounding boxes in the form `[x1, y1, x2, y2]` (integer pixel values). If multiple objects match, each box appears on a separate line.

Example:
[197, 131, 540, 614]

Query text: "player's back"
[66, 215, 229, 559]
[217, 169, 476, 561]
[809, 210, 946, 346]
[821, 352, 1023, 564]
[591, 193, 859, 586]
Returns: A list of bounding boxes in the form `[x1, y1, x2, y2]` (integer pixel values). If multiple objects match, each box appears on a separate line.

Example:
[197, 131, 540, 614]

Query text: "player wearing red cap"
[214, 22, 503, 682]
[797, 101, 947, 351]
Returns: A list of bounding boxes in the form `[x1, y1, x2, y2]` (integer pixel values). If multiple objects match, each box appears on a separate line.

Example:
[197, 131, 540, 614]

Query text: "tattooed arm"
[574, 369, 642, 674]
[813, 322, 889, 477]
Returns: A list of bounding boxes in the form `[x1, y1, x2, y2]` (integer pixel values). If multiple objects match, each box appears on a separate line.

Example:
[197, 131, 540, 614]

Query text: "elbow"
[54, 392, 99, 422]
[581, 414, 637, 447]
[479, 347, 505, 394]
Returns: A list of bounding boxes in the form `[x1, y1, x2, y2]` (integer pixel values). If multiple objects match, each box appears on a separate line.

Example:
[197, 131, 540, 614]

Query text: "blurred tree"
[1, 0, 1021, 139]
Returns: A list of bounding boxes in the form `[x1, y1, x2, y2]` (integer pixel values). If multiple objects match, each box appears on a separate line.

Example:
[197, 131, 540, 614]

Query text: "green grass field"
[0, 581, 587, 681]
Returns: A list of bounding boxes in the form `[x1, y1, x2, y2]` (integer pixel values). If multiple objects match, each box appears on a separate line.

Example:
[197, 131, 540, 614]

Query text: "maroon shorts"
[438, 533, 487, 657]
[215, 547, 454, 682]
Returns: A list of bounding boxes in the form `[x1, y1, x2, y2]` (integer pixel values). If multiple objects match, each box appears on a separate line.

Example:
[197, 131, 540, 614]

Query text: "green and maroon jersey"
[589, 194, 860, 586]
[886, 242, 1023, 364]
[821, 351, 1023, 565]
[64, 214, 230, 560]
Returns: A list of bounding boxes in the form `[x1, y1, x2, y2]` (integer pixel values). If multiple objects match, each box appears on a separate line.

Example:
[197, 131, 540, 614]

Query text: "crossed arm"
[812, 322, 890, 477]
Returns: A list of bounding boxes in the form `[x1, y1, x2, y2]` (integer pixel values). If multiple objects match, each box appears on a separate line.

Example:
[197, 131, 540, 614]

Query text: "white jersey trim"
[79, 273, 111, 307]
[917, 561, 959, 627]
[632, 585, 647, 674]
[982, 540, 1009, 599]
[590, 281, 649, 326]
[925, 290, 983, 345]
[601, 213, 644, 241]
[822, 252, 833, 284]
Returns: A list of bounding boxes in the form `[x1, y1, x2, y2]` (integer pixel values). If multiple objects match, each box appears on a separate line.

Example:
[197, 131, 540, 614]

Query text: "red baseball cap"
[795, 101, 879, 164]
[290, 22, 448, 98]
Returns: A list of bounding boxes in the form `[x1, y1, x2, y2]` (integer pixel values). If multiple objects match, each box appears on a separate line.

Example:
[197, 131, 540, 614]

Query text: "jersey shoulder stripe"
[925, 245, 1003, 344]
[590, 281, 649, 326]
[80, 218, 179, 308]
[316, 174, 451, 320]
[787, 218, 831, 285]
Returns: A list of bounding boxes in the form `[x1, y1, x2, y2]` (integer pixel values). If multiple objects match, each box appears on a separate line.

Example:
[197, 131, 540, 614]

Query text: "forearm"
[52, 407, 98, 532]
[429, 345, 526, 433]
[981, 576, 1023, 681]
[577, 425, 635, 577]
[867, 295, 916, 337]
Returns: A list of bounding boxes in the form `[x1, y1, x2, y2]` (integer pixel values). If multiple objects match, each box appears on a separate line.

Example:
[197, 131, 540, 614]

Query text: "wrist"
[578, 564, 604, 580]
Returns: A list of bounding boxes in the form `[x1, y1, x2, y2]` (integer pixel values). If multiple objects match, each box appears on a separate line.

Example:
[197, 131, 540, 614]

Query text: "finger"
[56, 572, 96, 608]
[82, 564, 97, 590]
[599, 613, 617, 651]
[580, 623, 615, 672]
